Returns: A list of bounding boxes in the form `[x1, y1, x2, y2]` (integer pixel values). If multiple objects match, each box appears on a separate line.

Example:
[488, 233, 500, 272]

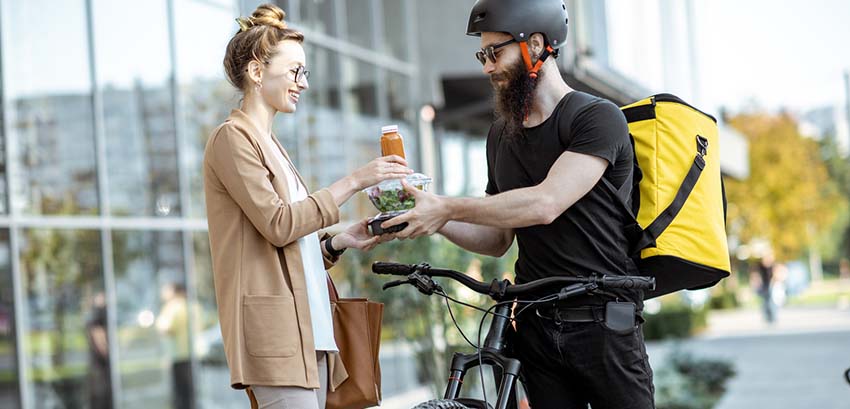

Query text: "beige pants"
[249, 352, 328, 409]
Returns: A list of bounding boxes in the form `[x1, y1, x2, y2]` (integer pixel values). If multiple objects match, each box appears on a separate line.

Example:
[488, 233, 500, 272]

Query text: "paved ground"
[647, 306, 850, 409]
[380, 306, 850, 408]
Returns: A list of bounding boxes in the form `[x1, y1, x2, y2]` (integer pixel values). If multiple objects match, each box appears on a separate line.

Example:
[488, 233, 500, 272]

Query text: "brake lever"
[382, 279, 411, 291]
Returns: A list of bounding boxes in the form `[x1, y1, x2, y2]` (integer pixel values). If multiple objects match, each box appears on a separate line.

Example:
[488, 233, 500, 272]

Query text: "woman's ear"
[246, 60, 263, 86]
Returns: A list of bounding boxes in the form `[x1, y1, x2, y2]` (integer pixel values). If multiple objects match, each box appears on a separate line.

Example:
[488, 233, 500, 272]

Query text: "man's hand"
[333, 218, 394, 251]
[381, 180, 451, 240]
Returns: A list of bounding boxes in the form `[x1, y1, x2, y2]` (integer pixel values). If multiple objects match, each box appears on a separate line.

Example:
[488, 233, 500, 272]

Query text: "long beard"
[492, 59, 541, 141]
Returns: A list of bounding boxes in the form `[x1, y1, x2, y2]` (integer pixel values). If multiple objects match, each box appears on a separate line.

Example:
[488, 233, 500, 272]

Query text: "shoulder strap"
[632, 135, 709, 252]
[556, 92, 635, 213]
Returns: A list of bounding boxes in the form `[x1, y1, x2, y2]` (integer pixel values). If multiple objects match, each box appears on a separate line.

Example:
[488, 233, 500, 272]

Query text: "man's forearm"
[438, 221, 513, 257]
[446, 185, 558, 229]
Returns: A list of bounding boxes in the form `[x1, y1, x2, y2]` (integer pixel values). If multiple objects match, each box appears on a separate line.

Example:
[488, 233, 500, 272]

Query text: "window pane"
[18, 228, 106, 407]
[346, 0, 374, 49]
[6, 0, 99, 216]
[301, 0, 336, 36]
[305, 47, 341, 110]
[112, 230, 189, 408]
[343, 59, 379, 117]
[174, 0, 239, 218]
[0, 96, 7, 214]
[192, 232, 244, 408]
[0, 230, 20, 408]
[381, 0, 409, 60]
[387, 71, 412, 122]
[94, 0, 181, 217]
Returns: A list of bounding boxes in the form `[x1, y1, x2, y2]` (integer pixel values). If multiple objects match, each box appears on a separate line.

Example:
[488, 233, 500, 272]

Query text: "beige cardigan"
[203, 109, 348, 390]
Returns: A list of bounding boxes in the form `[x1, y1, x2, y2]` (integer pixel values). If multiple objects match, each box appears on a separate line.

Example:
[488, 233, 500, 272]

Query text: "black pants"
[513, 312, 655, 409]
[172, 360, 195, 409]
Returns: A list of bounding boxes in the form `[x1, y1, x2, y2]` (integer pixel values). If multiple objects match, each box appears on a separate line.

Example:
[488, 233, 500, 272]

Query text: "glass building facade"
[0, 0, 420, 407]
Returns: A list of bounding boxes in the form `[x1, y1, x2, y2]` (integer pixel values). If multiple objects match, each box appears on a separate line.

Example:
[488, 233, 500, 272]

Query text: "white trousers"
[251, 352, 328, 409]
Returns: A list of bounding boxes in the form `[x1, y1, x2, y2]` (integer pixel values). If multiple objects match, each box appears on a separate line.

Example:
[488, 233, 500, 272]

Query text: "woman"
[203, 4, 410, 408]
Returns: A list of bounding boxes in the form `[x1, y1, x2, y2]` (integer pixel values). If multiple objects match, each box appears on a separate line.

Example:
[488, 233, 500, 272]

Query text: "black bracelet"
[324, 236, 345, 258]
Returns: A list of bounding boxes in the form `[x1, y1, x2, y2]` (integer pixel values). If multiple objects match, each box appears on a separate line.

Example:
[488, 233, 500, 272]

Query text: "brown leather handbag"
[326, 275, 384, 409]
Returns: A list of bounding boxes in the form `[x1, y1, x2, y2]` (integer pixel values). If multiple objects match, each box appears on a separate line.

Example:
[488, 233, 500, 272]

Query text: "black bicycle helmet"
[466, 0, 569, 50]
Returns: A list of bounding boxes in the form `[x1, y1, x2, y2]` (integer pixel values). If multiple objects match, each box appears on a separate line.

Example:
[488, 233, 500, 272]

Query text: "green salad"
[367, 187, 415, 213]
[364, 173, 432, 213]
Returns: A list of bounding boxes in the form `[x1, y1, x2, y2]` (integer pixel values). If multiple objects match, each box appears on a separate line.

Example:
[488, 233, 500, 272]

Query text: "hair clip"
[235, 17, 253, 32]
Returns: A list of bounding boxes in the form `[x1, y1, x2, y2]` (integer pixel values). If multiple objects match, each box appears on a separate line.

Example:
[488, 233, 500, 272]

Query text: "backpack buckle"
[696, 135, 709, 156]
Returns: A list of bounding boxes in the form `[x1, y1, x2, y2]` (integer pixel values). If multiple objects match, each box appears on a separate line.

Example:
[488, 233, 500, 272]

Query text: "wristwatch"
[324, 236, 346, 258]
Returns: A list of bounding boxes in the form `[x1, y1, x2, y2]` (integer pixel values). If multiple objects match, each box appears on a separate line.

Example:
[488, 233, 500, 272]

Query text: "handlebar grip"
[372, 261, 415, 276]
[601, 275, 656, 290]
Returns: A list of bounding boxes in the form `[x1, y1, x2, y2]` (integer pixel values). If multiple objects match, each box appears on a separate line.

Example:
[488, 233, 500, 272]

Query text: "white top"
[268, 140, 338, 352]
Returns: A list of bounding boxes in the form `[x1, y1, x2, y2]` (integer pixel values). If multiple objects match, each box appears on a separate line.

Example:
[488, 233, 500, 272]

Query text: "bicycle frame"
[372, 261, 655, 409]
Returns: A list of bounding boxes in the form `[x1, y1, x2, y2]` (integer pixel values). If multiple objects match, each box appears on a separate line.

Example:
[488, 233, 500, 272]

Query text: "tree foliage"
[724, 112, 849, 262]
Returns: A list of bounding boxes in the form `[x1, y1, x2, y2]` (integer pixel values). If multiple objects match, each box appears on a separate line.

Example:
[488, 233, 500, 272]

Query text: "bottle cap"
[381, 125, 399, 134]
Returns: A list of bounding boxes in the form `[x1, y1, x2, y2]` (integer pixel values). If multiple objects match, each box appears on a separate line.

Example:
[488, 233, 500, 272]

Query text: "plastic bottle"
[380, 125, 405, 159]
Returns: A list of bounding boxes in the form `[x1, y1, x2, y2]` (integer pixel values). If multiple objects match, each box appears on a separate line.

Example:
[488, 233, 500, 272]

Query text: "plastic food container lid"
[363, 173, 432, 192]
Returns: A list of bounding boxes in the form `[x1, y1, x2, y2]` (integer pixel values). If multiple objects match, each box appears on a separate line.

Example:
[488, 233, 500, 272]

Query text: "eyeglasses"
[475, 39, 517, 66]
[291, 65, 310, 84]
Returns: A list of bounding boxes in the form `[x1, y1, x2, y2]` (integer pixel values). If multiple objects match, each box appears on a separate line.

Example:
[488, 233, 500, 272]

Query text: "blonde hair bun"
[251, 3, 287, 30]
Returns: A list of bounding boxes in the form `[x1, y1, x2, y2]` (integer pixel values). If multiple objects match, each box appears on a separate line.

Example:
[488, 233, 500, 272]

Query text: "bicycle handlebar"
[372, 261, 655, 298]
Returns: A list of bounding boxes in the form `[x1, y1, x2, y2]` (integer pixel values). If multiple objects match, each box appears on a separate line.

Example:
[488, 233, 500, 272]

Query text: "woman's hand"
[349, 155, 412, 191]
[328, 155, 412, 207]
[332, 218, 395, 252]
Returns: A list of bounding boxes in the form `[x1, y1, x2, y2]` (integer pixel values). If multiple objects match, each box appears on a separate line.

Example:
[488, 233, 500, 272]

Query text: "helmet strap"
[519, 42, 554, 80]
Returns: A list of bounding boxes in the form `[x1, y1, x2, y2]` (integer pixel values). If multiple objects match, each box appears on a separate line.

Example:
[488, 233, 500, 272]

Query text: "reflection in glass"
[305, 46, 342, 110]
[192, 232, 244, 408]
[94, 0, 181, 217]
[301, 0, 337, 35]
[345, 0, 374, 49]
[18, 228, 106, 407]
[344, 59, 379, 117]
[387, 71, 412, 122]
[173, 0, 239, 219]
[0, 231, 19, 408]
[6, 0, 99, 216]
[112, 230, 191, 409]
[381, 0, 409, 60]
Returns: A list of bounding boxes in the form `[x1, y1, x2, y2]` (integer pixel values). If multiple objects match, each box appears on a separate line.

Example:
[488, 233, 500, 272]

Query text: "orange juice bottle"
[380, 125, 405, 159]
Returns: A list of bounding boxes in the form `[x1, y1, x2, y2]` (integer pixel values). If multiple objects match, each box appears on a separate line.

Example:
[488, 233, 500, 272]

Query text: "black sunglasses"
[475, 39, 517, 65]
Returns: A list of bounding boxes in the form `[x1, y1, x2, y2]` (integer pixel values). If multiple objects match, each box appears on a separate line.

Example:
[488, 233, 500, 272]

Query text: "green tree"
[819, 135, 850, 261]
[724, 112, 849, 262]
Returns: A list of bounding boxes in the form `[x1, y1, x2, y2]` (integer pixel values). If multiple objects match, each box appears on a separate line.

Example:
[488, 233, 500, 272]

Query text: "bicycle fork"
[442, 304, 522, 409]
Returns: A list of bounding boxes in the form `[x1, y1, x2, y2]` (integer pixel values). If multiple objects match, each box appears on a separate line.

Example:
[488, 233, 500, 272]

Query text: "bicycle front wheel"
[412, 399, 471, 409]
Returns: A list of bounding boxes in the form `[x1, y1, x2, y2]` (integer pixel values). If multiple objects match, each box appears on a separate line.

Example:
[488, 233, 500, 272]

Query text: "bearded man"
[384, 1, 655, 407]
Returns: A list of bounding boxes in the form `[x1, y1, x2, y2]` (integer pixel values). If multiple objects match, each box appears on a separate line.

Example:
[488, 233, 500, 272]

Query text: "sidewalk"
[647, 306, 850, 409]
[699, 305, 850, 338]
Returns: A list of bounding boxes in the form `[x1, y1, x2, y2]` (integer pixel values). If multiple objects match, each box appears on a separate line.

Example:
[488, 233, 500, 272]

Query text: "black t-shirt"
[485, 91, 642, 305]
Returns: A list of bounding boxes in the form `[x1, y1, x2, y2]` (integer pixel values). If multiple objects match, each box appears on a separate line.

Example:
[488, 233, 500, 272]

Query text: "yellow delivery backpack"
[619, 94, 731, 299]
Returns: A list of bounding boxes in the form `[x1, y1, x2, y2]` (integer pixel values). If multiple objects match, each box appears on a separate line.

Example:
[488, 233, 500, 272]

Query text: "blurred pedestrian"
[85, 292, 112, 409]
[756, 252, 777, 323]
[156, 282, 195, 409]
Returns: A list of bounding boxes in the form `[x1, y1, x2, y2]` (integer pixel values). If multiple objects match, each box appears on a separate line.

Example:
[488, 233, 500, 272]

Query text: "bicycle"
[371, 261, 656, 409]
